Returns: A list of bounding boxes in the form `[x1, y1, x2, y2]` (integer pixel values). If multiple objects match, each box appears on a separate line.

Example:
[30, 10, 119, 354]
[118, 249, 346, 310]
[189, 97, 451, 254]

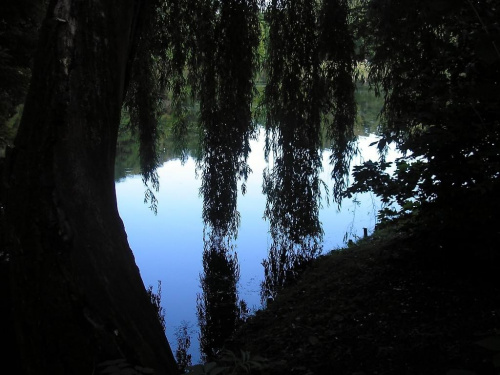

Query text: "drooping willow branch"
[261, 0, 356, 300]
[123, 0, 171, 213]
[187, 0, 261, 360]
[190, 0, 261, 238]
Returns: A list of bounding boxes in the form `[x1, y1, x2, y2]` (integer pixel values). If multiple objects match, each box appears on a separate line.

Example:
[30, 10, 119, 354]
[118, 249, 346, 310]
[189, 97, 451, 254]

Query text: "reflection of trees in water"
[262, 237, 321, 302]
[174, 321, 193, 373]
[194, 0, 259, 362]
[260, 0, 356, 301]
[262, 135, 325, 300]
[197, 234, 241, 362]
[114, 0, 359, 357]
[354, 84, 384, 136]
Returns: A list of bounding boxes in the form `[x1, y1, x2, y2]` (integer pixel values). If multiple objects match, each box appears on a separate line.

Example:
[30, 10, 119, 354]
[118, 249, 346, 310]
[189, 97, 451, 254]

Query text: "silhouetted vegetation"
[197, 235, 242, 362]
[230, 222, 500, 375]
[345, 0, 500, 257]
[175, 322, 193, 373]
[1, 0, 499, 372]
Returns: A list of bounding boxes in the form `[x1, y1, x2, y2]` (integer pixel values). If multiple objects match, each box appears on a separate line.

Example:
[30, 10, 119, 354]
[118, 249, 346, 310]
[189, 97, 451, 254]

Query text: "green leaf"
[476, 336, 500, 351]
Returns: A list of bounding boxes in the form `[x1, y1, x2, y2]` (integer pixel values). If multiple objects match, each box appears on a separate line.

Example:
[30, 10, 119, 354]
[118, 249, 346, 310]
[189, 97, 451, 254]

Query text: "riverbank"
[227, 223, 500, 375]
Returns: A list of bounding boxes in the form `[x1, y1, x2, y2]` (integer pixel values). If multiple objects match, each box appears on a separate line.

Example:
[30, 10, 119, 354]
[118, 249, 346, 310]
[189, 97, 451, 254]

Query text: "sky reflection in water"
[115, 129, 399, 364]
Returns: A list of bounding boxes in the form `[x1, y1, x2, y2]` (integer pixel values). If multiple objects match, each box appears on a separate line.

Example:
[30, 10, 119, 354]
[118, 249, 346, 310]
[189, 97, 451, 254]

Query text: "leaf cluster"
[261, 0, 357, 298]
[350, 0, 500, 238]
[191, 0, 261, 237]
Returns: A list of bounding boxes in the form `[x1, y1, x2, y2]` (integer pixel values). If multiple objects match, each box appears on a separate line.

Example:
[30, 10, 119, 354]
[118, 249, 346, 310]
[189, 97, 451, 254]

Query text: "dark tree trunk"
[2, 1, 178, 373]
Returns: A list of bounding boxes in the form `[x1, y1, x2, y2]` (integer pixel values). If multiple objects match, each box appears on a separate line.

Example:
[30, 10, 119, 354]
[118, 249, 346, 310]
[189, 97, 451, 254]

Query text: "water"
[115, 126, 399, 364]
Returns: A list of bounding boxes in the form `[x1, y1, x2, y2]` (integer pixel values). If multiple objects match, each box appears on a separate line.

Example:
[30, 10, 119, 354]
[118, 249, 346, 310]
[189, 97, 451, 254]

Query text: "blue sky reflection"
[115, 129, 399, 364]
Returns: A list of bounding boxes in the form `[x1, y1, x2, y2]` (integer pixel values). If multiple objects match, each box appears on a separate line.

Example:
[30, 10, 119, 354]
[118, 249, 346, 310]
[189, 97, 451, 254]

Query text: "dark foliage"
[0, 0, 47, 145]
[191, 0, 261, 238]
[261, 0, 356, 300]
[197, 235, 241, 362]
[147, 281, 167, 333]
[232, 227, 500, 375]
[175, 322, 193, 373]
[346, 0, 500, 253]
[123, 0, 171, 213]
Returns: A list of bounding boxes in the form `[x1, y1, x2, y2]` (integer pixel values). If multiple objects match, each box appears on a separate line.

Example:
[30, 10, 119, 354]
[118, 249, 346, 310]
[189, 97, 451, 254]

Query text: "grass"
[227, 222, 500, 374]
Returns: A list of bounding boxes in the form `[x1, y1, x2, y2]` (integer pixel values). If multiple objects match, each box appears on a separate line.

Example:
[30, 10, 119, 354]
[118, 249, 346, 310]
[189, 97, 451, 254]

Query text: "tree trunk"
[2, 1, 178, 373]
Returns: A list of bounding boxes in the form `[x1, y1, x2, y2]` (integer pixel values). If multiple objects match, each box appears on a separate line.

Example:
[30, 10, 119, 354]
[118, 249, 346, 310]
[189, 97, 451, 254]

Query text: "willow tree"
[186, 0, 261, 359]
[1, 1, 177, 373]
[261, 0, 356, 300]
[1, 0, 360, 369]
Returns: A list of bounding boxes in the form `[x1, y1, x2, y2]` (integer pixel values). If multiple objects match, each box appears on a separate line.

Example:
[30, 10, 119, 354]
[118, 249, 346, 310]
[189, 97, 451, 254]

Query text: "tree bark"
[2, 0, 178, 373]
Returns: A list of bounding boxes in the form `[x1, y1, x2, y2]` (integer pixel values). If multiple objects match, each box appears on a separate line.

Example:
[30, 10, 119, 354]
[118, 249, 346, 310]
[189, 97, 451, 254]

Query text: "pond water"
[115, 86, 399, 364]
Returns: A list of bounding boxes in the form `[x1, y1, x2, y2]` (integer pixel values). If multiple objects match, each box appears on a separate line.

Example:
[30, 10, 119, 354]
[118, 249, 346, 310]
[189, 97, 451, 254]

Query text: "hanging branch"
[261, 0, 356, 300]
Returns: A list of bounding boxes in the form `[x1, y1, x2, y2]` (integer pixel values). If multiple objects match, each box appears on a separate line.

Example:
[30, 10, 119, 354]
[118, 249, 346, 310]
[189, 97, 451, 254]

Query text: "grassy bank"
[225, 225, 500, 375]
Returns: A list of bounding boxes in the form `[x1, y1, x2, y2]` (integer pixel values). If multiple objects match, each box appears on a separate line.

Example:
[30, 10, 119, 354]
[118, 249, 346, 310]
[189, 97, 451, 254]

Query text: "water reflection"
[197, 234, 242, 362]
[192, 0, 260, 360]
[260, 0, 356, 301]
[115, 84, 389, 364]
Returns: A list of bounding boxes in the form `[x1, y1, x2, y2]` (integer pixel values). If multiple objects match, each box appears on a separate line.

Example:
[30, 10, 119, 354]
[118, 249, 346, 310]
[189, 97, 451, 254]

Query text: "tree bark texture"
[3, 0, 178, 373]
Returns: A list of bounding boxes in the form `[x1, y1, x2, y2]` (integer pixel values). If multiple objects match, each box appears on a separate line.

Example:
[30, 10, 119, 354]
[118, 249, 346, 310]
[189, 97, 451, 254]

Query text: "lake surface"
[115, 130, 399, 364]
[114, 85, 400, 363]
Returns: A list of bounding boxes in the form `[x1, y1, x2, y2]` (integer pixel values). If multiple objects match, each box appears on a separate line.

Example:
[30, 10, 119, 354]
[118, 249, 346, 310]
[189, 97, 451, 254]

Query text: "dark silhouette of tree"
[190, 0, 260, 361]
[1, 1, 177, 373]
[346, 0, 500, 254]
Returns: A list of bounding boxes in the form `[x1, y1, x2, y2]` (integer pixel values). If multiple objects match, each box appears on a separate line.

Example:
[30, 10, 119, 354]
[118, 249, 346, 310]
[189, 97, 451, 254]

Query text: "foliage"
[123, 0, 171, 213]
[146, 280, 166, 332]
[175, 321, 193, 373]
[185, 3, 262, 360]
[191, 0, 261, 238]
[0, 0, 47, 145]
[261, 0, 357, 299]
[197, 235, 242, 362]
[159, 0, 196, 160]
[347, 0, 500, 246]
[186, 350, 270, 375]
[344, 158, 425, 223]
[120, 0, 360, 307]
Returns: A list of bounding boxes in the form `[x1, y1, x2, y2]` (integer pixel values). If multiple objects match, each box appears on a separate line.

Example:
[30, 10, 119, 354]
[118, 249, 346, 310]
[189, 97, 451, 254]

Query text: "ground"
[228, 225, 500, 375]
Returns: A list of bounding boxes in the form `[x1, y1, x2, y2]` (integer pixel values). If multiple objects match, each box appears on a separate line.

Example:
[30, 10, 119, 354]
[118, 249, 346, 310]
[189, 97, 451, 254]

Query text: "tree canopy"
[346, 0, 500, 252]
